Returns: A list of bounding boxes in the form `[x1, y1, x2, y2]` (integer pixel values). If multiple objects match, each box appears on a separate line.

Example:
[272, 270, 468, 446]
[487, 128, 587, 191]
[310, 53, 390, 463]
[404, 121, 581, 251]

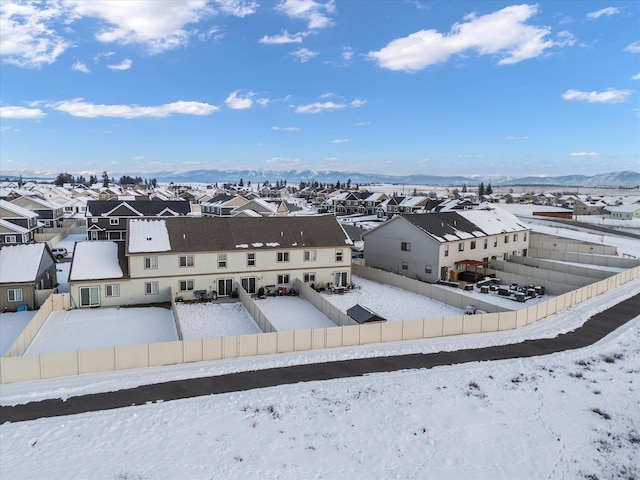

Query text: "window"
[179, 280, 194, 291]
[277, 273, 290, 285]
[335, 249, 343, 262]
[524, 232, 527, 241]
[304, 272, 316, 283]
[247, 253, 256, 266]
[108, 231, 123, 241]
[7, 288, 23, 302]
[241, 277, 256, 294]
[5, 235, 17, 244]
[91, 218, 98, 224]
[277, 251, 290, 262]
[105, 284, 120, 297]
[494, 238, 498, 248]
[79, 286, 99, 307]
[304, 250, 317, 261]
[401, 261, 408, 270]
[144, 256, 157, 269]
[145, 282, 159, 295]
[458, 242, 464, 252]
[179, 255, 194, 267]
[484, 239, 488, 249]
[470, 240, 476, 250]
[401, 242, 411, 252]
[444, 245, 449, 257]
[109, 218, 119, 226]
[425, 265, 432, 274]
[504, 235, 509, 244]
[217, 254, 227, 268]
[513, 234, 518, 242]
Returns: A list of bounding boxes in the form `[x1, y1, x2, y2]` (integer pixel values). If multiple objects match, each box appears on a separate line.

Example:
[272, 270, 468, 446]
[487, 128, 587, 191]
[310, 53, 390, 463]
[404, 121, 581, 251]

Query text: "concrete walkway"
[2, 293, 639, 424]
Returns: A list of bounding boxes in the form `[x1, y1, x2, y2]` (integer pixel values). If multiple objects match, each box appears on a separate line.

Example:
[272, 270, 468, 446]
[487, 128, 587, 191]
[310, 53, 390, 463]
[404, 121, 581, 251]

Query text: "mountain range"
[4, 170, 639, 188]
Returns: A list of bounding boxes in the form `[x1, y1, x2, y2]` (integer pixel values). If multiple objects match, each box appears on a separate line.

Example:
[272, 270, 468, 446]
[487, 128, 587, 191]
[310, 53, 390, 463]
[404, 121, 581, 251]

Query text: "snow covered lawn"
[175, 302, 262, 339]
[25, 307, 178, 355]
[322, 276, 463, 321]
[52, 234, 86, 255]
[0, 310, 36, 355]
[256, 296, 337, 330]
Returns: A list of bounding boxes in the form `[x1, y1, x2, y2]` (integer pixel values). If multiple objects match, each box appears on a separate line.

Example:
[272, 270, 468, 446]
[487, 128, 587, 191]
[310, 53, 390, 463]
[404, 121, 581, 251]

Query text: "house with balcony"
[68, 215, 353, 308]
[362, 207, 530, 283]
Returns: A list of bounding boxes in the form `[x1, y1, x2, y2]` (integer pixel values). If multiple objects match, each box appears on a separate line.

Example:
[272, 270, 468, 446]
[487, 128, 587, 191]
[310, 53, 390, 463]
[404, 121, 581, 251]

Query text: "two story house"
[86, 200, 192, 242]
[10, 195, 64, 228]
[362, 207, 530, 283]
[68, 215, 353, 308]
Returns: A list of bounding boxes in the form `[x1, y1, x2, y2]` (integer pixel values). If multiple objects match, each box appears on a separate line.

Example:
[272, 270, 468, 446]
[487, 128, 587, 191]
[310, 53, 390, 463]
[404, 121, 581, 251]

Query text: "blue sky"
[1, 0, 638, 179]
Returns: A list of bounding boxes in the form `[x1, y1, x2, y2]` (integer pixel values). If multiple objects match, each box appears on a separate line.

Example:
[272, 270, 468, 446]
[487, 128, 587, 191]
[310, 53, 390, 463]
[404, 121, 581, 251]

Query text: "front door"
[440, 266, 448, 281]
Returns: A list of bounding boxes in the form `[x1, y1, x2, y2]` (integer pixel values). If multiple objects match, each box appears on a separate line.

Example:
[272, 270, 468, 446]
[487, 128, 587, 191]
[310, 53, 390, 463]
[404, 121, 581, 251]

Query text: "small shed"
[347, 304, 387, 324]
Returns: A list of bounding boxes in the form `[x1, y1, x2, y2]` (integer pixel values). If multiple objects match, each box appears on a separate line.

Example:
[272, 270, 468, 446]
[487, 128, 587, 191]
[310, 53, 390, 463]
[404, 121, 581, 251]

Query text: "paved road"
[2, 293, 639, 424]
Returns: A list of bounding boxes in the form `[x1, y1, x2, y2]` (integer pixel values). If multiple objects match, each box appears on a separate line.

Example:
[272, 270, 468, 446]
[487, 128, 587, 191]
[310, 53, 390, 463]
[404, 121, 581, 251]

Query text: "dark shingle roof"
[128, 215, 352, 254]
[87, 200, 191, 217]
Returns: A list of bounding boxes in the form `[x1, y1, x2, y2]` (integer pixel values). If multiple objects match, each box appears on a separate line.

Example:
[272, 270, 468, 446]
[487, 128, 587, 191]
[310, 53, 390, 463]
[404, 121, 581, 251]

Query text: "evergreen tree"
[462, 184, 468, 193]
[239, 178, 244, 187]
[478, 182, 485, 197]
[486, 183, 493, 195]
[89, 175, 98, 185]
[102, 171, 109, 187]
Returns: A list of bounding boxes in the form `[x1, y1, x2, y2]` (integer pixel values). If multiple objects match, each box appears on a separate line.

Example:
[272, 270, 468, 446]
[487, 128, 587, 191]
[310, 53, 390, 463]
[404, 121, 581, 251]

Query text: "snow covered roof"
[0, 243, 48, 283]
[604, 204, 640, 213]
[69, 241, 123, 281]
[128, 219, 171, 253]
[0, 199, 38, 218]
[367, 208, 529, 243]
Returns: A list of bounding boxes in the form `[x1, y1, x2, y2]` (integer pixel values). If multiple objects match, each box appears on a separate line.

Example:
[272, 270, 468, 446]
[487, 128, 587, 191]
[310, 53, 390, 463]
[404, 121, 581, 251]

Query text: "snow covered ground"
[51, 234, 86, 255]
[175, 302, 262, 338]
[322, 276, 463, 320]
[254, 296, 336, 330]
[0, 310, 36, 355]
[24, 307, 178, 355]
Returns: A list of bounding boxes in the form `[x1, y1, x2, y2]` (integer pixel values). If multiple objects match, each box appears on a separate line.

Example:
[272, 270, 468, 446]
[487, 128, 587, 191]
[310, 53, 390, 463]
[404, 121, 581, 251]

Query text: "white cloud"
[290, 47, 318, 63]
[276, 0, 336, 30]
[0, 0, 74, 68]
[72, 61, 90, 73]
[225, 90, 255, 109]
[51, 99, 220, 118]
[342, 47, 354, 61]
[350, 99, 366, 107]
[332, 139, 348, 143]
[561, 88, 632, 104]
[368, 5, 570, 72]
[569, 152, 601, 157]
[67, 0, 213, 54]
[256, 98, 270, 107]
[355, 121, 370, 126]
[295, 101, 345, 114]
[632, 73, 640, 80]
[0, 105, 46, 119]
[107, 58, 132, 71]
[272, 126, 300, 131]
[259, 30, 305, 44]
[265, 156, 301, 168]
[586, 7, 619, 19]
[624, 41, 640, 54]
[212, 0, 258, 17]
[319, 93, 334, 98]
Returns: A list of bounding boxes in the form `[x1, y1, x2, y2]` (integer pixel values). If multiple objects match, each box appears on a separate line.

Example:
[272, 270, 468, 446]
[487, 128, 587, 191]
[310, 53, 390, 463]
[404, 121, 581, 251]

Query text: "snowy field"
[25, 307, 178, 355]
[322, 276, 463, 320]
[255, 296, 337, 330]
[175, 302, 262, 338]
[0, 310, 36, 355]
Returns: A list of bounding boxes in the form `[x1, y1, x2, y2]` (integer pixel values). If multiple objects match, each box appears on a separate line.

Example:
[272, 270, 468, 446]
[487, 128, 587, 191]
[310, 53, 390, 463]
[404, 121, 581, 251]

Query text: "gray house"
[0, 243, 57, 311]
[362, 208, 530, 283]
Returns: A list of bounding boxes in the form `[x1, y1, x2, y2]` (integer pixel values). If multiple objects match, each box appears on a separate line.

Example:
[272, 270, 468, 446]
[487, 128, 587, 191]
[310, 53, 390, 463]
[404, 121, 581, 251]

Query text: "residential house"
[0, 243, 57, 311]
[604, 204, 640, 220]
[86, 200, 191, 242]
[574, 199, 608, 216]
[68, 215, 353, 308]
[10, 195, 64, 228]
[0, 200, 40, 244]
[360, 192, 390, 215]
[362, 208, 530, 283]
[201, 195, 249, 216]
[333, 191, 370, 215]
